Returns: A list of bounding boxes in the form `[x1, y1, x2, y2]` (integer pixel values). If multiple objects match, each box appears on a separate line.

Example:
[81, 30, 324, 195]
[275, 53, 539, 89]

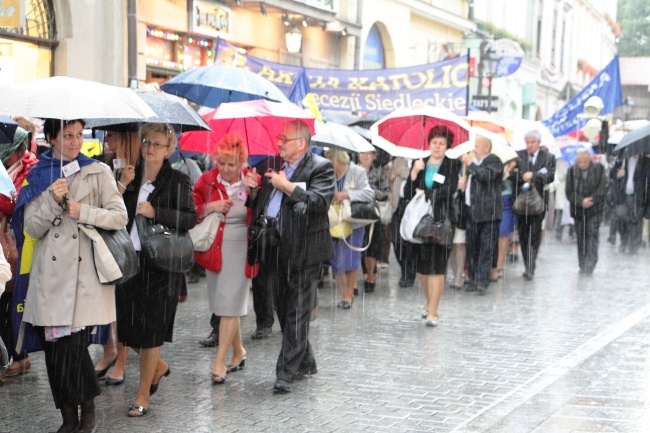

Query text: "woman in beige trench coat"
[21, 118, 127, 433]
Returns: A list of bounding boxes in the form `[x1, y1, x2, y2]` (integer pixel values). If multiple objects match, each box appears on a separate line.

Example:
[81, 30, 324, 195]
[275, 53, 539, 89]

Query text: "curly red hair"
[213, 133, 248, 164]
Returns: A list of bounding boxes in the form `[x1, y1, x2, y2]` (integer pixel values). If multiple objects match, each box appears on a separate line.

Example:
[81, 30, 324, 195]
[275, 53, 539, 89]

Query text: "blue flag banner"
[216, 40, 469, 115]
[542, 56, 622, 137]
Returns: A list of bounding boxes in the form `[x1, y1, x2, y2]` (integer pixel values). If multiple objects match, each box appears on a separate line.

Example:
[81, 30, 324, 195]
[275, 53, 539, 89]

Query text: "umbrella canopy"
[161, 65, 289, 108]
[465, 111, 513, 142]
[613, 123, 650, 157]
[85, 92, 210, 133]
[179, 99, 315, 156]
[0, 116, 19, 144]
[0, 76, 156, 121]
[508, 119, 558, 156]
[446, 128, 519, 163]
[312, 121, 375, 153]
[370, 105, 472, 159]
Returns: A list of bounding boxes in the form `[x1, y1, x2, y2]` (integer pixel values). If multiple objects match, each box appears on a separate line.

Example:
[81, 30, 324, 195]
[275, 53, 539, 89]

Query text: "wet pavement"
[2, 225, 650, 432]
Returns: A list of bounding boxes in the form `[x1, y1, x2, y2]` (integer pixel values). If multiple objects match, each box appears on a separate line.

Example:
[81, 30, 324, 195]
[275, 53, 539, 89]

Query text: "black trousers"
[35, 326, 101, 409]
[252, 260, 275, 330]
[517, 213, 544, 274]
[210, 314, 221, 334]
[619, 195, 645, 252]
[575, 213, 602, 272]
[0, 292, 26, 362]
[466, 218, 500, 288]
[391, 209, 416, 282]
[263, 246, 318, 382]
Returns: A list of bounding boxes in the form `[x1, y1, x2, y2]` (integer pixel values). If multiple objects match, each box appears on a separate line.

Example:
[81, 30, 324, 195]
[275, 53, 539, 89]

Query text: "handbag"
[400, 191, 430, 244]
[377, 200, 392, 225]
[512, 187, 545, 215]
[247, 215, 279, 266]
[189, 212, 221, 252]
[95, 227, 139, 285]
[451, 190, 468, 229]
[341, 199, 380, 225]
[0, 216, 17, 293]
[412, 191, 454, 245]
[136, 215, 195, 273]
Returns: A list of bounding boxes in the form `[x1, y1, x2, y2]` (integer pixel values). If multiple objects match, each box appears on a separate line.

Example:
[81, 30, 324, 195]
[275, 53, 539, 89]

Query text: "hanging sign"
[0, 0, 25, 28]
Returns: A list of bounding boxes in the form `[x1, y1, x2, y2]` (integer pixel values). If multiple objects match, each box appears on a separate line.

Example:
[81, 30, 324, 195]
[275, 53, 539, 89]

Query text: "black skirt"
[115, 255, 184, 349]
[414, 242, 452, 275]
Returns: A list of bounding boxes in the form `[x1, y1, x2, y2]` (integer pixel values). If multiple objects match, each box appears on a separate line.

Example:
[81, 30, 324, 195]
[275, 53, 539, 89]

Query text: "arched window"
[363, 25, 385, 70]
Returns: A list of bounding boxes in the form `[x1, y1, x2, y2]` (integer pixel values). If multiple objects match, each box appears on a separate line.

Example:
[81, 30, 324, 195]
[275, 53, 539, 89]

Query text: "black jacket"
[123, 159, 197, 233]
[566, 161, 607, 218]
[250, 151, 335, 270]
[609, 155, 650, 207]
[404, 157, 460, 224]
[510, 149, 556, 209]
[466, 153, 503, 223]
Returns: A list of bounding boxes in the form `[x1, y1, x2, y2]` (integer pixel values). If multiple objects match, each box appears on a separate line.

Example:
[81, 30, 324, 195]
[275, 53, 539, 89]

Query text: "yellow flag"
[302, 93, 323, 122]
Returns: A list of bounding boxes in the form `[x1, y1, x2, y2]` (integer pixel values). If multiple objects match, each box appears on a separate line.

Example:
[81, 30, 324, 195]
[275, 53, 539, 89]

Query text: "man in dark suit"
[565, 149, 607, 274]
[247, 120, 335, 394]
[460, 135, 503, 294]
[510, 130, 556, 280]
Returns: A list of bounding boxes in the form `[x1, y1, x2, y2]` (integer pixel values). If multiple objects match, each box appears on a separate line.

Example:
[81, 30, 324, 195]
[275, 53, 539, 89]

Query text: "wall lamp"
[341, 27, 348, 36]
[260, 3, 267, 17]
[283, 12, 291, 26]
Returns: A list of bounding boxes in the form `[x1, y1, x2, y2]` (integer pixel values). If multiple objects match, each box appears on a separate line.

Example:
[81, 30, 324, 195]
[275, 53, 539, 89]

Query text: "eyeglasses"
[140, 139, 169, 150]
[277, 135, 301, 144]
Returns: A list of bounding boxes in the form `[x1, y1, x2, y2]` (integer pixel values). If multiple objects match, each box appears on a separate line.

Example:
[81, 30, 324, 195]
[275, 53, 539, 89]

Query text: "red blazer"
[0, 152, 38, 217]
[193, 167, 259, 278]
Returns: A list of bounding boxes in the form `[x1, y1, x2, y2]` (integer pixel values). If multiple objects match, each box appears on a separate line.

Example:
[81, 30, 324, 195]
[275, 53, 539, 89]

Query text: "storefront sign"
[471, 95, 499, 111]
[216, 40, 469, 115]
[0, 0, 25, 28]
[190, 1, 230, 37]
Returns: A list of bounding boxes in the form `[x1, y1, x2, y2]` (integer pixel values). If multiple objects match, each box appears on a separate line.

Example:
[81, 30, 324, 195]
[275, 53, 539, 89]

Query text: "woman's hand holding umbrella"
[243, 168, 260, 199]
[51, 178, 69, 205]
[118, 165, 136, 191]
[136, 201, 155, 218]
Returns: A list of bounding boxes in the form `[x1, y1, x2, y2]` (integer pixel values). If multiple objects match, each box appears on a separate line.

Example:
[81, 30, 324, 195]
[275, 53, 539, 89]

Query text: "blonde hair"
[138, 123, 177, 154]
[324, 148, 350, 165]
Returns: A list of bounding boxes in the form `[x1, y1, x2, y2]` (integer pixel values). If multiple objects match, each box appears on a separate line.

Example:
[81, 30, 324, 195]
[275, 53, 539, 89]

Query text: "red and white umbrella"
[370, 105, 472, 159]
[180, 99, 315, 156]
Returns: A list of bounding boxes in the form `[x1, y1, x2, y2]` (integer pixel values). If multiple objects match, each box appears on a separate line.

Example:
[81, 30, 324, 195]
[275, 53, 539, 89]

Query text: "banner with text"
[216, 40, 469, 115]
[542, 56, 622, 137]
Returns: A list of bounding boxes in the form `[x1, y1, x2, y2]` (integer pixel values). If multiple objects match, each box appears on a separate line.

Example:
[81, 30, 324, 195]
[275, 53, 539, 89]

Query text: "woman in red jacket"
[194, 133, 260, 385]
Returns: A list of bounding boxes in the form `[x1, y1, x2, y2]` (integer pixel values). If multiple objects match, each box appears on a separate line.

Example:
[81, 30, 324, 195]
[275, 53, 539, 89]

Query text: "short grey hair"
[523, 130, 542, 143]
[575, 148, 591, 158]
[324, 148, 350, 165]
[285, 120, 312, 146]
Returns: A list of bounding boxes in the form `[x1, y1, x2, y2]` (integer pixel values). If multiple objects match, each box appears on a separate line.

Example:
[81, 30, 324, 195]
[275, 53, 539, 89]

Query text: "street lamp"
[285, 27, 302, 53]
[481, 46, 501, 113]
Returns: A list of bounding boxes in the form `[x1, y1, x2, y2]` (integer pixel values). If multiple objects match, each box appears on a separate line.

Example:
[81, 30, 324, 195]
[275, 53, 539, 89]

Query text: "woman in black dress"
[115, 123, 196, 417]
[403, 125, 460, 327]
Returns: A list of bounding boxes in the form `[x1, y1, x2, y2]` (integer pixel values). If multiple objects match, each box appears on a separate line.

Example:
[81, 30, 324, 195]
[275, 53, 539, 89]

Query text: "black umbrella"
[613, 123, 650, 157]
[0, 115, 18, 144]
[85, 92, 210, 133]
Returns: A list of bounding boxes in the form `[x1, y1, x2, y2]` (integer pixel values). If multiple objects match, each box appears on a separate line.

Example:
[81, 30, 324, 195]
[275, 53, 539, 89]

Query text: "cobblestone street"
[2, 227, 649, 433]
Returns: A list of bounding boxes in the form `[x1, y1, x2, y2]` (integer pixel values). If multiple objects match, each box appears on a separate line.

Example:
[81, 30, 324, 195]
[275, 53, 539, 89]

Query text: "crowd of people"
[0, 115, 649, 433]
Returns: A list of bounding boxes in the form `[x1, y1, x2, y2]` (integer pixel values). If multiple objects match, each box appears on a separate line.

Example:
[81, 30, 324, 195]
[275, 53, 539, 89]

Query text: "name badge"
[141, 181, 155, 194]
[237, 191, 247, 201]
[62, 160, 81, 177]
[113, 158, 126, 169]
[433, 173, 446, 184]
[293, 182, 307, 190]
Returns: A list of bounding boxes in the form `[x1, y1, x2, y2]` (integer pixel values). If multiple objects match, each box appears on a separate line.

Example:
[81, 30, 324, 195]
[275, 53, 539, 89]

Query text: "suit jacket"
[251, 151, 335, 271]
[404, 156, 460, 223]
[609, 155, 650, 207]
[510, 149, 556, 208]
[566, 161, 607, 218]
[466, 153, 504, 223]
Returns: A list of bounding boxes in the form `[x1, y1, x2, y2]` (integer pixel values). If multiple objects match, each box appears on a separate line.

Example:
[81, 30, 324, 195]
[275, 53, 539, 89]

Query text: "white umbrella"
[312, 121, 375, 153]
[446, 127, 519, 163]
[0, 76, 157, 120]
[508, 118, 558, 156]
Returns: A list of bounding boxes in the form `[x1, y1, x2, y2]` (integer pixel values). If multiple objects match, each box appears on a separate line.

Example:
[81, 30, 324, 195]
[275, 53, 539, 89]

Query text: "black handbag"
[136, 215, 195, 273]
[247, 215, 279, 266]
[96, 227, 139, 285]
[451, 190, 468, 229]
[342, 200, 380, 225]
[413, 191, 454, 246]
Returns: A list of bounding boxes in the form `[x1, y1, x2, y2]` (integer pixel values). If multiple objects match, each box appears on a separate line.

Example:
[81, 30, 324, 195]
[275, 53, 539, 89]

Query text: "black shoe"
[364, 282, 375, 293]
[398, 278, 414, 287]
[607, 237, 616, 245]
[105, 375, 125, 386]
[250, 327, 272, 340]
[294, 367, 317, 381]
[188, 274, 200, 284]
[353, 288, 359, 296]
[465, 284, 478, 292]
[477, 287, 487, 295]
[273, 379, 292, 394]
[523, 271, 534, 281]
[199, 332, 218, 347]
[149, 368, 170, 396]
[95, 358, 116, 379]
[337, 300, 352, 310]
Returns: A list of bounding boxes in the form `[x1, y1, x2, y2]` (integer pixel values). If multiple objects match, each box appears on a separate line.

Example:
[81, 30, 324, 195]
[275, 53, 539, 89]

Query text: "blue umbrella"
[0, 115, 18, 144]
[161, 65, 289, 108]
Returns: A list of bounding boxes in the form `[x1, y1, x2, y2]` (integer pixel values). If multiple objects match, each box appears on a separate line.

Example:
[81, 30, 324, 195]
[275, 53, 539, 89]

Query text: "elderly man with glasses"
[246, 120, 335, 394]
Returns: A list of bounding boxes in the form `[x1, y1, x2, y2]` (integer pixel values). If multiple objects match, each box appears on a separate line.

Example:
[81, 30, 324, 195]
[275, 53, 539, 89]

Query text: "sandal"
[149, 367, 171, 396]
[226, 357, 246, 374]
[127, 405, 148, 417]
[211, 373, 226, 385]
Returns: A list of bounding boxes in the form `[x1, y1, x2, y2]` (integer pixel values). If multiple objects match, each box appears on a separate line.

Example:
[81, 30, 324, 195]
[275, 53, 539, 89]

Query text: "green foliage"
[477, 22, 533, 53]
[617, 0, 650, 56]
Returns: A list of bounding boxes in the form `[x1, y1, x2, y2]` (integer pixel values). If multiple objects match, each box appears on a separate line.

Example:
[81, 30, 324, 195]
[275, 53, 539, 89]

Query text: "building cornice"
[395, 0, 476, 33]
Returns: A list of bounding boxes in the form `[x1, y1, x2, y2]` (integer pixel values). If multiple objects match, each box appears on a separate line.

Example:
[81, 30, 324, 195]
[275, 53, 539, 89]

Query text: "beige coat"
[23, 162, 127, 327]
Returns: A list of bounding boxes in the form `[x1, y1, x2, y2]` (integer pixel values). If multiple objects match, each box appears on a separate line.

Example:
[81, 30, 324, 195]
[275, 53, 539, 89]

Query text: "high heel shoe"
[149, 368, 171, 396]
[211, 373, 226, 385]
[226, 357, 246, 374]
[94, 357, 116, 379]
